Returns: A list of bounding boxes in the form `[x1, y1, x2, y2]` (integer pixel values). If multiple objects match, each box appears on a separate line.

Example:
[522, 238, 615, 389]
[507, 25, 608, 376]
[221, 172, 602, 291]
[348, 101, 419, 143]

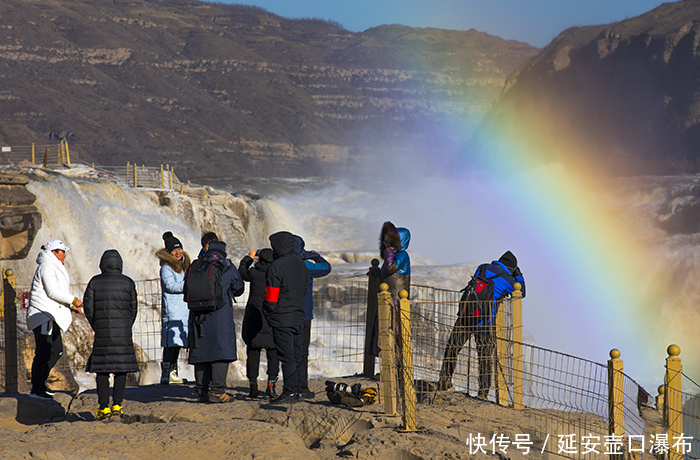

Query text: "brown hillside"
[487, 0, 700, 175]
[0, 0, 537, 178]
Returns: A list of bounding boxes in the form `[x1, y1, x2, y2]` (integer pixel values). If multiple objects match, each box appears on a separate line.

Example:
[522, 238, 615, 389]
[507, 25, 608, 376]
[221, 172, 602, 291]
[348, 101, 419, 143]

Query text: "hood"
[397, 227, 410, 251]
[293, 235, 305, 257]
[269, 231, 296, 258]
[36, 249, 54, 265]
[99, 249, 123, 273]
[156, 248, 191, 273]
[258, 248, 274, 265]
[379, 221, 402, 254]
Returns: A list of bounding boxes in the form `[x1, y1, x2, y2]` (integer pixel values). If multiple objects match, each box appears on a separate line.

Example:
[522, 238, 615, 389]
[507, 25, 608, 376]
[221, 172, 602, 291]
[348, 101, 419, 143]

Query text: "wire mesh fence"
[0, 142, 72, 167]
[1, 273, 681, 458]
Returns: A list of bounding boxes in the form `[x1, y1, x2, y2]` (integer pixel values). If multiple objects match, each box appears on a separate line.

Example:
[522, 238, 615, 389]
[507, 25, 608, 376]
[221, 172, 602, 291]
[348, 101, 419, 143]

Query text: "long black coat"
[188, 253, 243, 364]
[238, 254, 275, 349]
[84, 250, 139, 374]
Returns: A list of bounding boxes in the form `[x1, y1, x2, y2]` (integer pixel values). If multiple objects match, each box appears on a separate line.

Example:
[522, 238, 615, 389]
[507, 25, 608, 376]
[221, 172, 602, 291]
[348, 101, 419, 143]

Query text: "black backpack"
[459, 264, 508, 323]
[184, 258, 225, 314]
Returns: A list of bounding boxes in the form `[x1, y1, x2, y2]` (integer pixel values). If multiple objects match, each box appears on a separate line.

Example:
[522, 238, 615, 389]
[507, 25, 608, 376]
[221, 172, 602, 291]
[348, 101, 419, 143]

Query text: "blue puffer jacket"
[475, 260, 526, 326]
[157, 248, 191, 348]
[380, 223, 411, 303]
[294, 236, 332, 321]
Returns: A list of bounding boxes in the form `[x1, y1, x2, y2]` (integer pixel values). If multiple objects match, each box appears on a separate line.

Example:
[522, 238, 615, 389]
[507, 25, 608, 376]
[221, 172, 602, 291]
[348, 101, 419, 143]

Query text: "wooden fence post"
[363, 259, 380, 377]
[665, 344, 682, 460]
[495, 300, 508, 406]
[42, 147, 49, 168]
[512, 282, 523, 409]
[398, 289, 416, 431]
[3, 268, 18, 393]
[378, 282, 397, 416]
[64, 141, 70, 166]
[607, 348, 625, 438]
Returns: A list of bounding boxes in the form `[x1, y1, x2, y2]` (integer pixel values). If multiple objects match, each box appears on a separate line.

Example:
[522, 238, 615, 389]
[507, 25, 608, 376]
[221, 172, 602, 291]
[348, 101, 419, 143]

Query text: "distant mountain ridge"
[487, 0, 700, 174]
[0, 0, 537, 177]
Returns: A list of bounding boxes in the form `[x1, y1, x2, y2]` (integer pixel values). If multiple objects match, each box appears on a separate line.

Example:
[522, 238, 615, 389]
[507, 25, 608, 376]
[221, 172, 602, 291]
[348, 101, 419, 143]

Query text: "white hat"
[42, 239, 71, 252]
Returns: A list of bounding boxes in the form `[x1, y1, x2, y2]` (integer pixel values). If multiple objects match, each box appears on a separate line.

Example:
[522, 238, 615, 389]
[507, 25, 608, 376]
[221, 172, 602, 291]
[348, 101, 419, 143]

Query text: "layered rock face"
[0, 0, 538, 178]
[487, 0, 700, 175]
[0, 173, 41, 259]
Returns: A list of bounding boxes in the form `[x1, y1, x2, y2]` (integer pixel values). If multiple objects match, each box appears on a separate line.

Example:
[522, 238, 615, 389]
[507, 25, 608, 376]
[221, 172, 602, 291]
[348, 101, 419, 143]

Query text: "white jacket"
[26, 250, 76, 333]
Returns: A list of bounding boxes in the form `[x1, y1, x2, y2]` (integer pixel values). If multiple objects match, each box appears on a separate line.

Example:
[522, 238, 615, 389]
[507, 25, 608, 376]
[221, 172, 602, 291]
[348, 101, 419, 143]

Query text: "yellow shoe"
[111, 404, 123, 416]
[95, 406, 112, 421]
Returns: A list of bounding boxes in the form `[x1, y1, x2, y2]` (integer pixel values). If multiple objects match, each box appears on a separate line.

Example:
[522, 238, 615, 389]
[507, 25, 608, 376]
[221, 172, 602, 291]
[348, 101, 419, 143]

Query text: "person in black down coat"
[262, 231, 308, 404]
[83, 249, 139, 421]
[238, 248, 279, 399]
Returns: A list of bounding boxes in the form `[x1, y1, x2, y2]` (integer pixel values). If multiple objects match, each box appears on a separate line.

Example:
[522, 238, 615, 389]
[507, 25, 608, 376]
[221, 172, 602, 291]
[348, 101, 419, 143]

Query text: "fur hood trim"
[156, 248, 191, 273]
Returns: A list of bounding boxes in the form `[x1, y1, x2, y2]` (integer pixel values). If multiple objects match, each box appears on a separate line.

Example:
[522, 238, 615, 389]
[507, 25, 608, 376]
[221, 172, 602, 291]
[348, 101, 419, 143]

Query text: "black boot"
[249, 383, 260, 398]
[160, 363, 170, 385]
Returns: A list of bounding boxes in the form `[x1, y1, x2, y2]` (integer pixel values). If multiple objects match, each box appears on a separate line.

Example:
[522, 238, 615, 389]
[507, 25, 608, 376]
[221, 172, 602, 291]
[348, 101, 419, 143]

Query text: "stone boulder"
[0, 173, 41, 260]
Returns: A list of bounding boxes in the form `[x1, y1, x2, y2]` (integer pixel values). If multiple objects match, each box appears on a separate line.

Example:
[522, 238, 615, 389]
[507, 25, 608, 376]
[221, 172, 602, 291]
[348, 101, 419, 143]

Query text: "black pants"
[246, 347, 279, 383]
[31, 322, 63, 393]
[300, 319, 312, 392]
[194, 361, 229, 395]
[272, 325, 304, 395]
[163, 346, 181, 367]
[438, 313, 495, 394]
[96, 373, 127, 409]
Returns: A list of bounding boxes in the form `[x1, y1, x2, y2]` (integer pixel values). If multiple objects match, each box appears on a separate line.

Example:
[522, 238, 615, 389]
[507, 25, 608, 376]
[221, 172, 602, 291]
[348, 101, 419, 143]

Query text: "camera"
[325, 380, 362, 396]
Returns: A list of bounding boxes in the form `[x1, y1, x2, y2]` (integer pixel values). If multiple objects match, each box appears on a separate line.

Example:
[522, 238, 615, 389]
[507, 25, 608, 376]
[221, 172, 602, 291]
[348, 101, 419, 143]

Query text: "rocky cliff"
[487, 0, 700, 175]
[0, 172, 41, 259]
[0, 0, 538, 178]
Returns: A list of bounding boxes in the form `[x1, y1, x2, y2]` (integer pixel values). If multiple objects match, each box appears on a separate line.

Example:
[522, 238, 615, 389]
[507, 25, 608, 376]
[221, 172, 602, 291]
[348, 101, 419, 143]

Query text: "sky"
[215, 0, 670, 48]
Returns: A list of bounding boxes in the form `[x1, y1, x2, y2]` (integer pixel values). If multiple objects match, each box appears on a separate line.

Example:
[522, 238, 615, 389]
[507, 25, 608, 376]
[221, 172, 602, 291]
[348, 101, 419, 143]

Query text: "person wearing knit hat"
[437, 251, 525, 399]
[156, 231, 191, 385]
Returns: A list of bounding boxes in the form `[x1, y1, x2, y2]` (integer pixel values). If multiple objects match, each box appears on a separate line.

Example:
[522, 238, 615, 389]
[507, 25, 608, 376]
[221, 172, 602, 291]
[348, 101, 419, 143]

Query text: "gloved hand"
[383, 247, 395, 265]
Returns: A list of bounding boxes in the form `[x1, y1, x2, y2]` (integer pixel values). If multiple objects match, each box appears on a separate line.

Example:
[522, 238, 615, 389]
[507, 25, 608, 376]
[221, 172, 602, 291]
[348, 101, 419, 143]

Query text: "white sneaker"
[169, 369, 184, 384]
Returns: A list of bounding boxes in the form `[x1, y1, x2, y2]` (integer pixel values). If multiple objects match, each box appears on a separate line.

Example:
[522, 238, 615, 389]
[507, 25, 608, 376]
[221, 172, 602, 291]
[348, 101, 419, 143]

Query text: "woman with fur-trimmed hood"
[156, 231, 191, 385]
[379, 221, 411, 305]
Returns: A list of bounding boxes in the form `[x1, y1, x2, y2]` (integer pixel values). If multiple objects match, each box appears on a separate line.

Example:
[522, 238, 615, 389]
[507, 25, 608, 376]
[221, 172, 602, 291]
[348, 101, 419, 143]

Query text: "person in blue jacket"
[379, 221, 411, 305]
[437, 251, 525, 398]
[293, 235, 331, 399]
[156, 231, 191, 385]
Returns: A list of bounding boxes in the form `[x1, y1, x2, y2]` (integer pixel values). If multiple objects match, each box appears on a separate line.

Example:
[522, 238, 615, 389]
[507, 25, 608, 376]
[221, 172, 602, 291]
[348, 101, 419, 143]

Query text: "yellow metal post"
[378, 283, 398, 416]
[495, 300, 508, 406]
[665, 344, 682, 460]
[179, 183, 184, 194]
[31, 143, 35, 164]
[512, 283, 523, 409]
[607, 349, 625, 437]
[656, 384, 665, 412]
[64, 140, 70, 166]
[134, 163, 138, 187]
[398, 290, 416, 431]
[160, 165, 165, 189]
[168, 165, 172, 190]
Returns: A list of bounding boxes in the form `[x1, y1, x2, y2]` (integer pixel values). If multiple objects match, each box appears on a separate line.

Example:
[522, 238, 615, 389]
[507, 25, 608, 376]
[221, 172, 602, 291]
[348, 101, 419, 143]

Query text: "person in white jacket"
[26, 239, 83, 399]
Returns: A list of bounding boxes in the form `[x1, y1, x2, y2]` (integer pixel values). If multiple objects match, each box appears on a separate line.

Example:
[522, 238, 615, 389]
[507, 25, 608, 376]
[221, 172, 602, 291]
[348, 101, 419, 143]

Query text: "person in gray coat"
[83, 249, 139, 421]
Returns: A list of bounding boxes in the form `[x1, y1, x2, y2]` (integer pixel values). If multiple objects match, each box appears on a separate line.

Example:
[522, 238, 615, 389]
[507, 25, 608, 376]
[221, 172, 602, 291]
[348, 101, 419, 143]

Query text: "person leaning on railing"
[437, 251, 525, 398]
[26, 239, 83, 400]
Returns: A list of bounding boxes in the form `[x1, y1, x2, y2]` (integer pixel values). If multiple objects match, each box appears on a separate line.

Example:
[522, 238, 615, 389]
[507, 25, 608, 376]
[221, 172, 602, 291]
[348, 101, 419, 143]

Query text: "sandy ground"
[0, 376, 663, 460]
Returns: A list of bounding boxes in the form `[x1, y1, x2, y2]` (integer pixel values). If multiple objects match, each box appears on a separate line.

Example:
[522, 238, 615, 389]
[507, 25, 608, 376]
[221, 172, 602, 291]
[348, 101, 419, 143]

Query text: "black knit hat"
[498, 250, 518, 272]
[162, 231, 182, 252]
[206, 240, 227, 258]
